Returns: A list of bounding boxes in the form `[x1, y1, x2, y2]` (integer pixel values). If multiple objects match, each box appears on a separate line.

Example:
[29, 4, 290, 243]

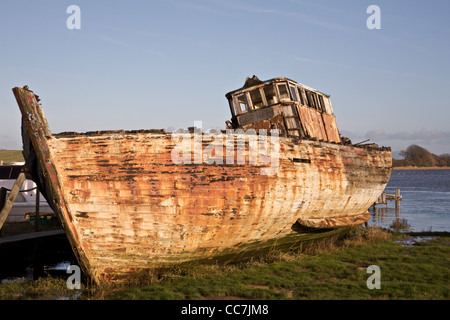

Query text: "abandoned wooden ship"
[13, 76, 392, 284]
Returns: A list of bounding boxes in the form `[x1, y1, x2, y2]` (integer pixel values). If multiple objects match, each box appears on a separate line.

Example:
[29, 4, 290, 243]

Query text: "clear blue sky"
[1, 0, 449, 156]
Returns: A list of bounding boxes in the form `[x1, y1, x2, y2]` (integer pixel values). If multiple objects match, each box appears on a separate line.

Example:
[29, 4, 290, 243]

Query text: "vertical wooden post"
[395, 189, 400, 209]
[0, 172, 27, 230]
[0, 187, 7, 236]
[35, 189, 40, 232]
[0, 187, 7, 212]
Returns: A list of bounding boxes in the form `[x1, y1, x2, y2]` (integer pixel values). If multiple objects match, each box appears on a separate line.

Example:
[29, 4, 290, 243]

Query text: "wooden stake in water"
[395, 189, 400, 210]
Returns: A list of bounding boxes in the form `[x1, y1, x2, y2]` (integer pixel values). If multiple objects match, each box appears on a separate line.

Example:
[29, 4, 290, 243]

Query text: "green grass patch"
[107, 228, 449, 300]
[1, 227, 448, 300]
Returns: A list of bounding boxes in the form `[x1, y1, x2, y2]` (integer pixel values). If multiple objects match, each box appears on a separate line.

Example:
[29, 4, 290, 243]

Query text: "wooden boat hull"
[13, 86, 391, 283]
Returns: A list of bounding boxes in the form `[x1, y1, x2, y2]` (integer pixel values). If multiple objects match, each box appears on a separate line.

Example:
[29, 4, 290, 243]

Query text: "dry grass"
[95, 226, 392, 297]
[108, 227, 450, 300]
[389, 218, 411, 231]
[1, 226, 404, 300]
[0, 150, 24, 163]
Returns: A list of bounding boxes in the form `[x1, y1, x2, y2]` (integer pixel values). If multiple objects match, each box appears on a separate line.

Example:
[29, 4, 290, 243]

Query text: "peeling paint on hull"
[13, 86, 392, 284]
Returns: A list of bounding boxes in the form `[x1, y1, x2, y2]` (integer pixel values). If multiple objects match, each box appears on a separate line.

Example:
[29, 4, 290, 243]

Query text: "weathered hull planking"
[13, 83, 391, 284]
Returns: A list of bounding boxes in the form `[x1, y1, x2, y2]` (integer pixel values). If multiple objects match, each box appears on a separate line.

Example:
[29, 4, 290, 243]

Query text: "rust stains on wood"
[226, 77, 344, 143]
[13, 86, 98, 282]
[13, 77, 392, 284]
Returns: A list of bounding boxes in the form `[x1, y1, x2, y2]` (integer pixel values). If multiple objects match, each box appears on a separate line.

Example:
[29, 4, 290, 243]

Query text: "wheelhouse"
[225, 76, 341, 143]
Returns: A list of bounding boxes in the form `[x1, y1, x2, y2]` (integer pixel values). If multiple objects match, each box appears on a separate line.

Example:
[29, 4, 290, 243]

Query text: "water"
[0, 233, 77, 283]
[369, 169, 450, 232]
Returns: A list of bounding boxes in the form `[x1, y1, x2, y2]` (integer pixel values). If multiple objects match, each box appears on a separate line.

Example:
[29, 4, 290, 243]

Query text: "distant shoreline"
[392, 166, 450, 170]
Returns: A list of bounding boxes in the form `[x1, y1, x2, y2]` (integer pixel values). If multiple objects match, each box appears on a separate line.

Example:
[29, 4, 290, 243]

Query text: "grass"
[390, 218, 411, 231]
[0, 227, 449, 300]
[108, 228, 449, 300]
[0, 150, 24, 164]
[0, 277, 83, 300]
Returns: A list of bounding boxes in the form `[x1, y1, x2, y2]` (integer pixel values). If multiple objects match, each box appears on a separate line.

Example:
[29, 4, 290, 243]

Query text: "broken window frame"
[249, 87, 265, 109]
[234, 93, 250, 114]
[312, 92, 321, 112]
[305, 90, 315, 109]
[277, 83, 290, 101]
[317, 94, 325, 113]
[322, 96, 333, 115]
[229, 98, 237, 116]
[263, 84, 278, 106]
[296, 86, 305, 106]
[289, 84, 298, 102]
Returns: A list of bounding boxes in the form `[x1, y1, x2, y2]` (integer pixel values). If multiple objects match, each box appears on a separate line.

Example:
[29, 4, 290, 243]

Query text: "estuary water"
[368, 169, 450, 232]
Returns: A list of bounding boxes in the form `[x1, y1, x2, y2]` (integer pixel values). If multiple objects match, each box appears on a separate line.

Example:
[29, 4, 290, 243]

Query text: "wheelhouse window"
[296, 86, 305, 105]
[312, 92, 322, 112]
[263, 85, 277, 105]
[305, 90, 313, 108]
[249, 88, 264, 109]
[318, 95, 325, 112]
[289, 86, 298, 102]
[277, 83, 289, 101]
[234, 93, 249, 113]
[304, 90, 324, 112]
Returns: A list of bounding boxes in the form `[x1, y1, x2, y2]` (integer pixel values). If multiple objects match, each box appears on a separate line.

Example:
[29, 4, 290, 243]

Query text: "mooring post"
[395, 189, 400, 209]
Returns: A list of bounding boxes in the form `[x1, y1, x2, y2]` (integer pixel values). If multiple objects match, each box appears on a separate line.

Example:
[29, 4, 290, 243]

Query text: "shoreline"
[392, 166, 450, 170]
[1, 228, 449, 301]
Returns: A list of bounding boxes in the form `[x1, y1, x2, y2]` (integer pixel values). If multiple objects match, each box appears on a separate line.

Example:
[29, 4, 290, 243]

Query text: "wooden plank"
[237, 107, 274, 126]
[322, 113, 341, 143]
[0, 172, 26, 230]
[297, 105, 327, 140]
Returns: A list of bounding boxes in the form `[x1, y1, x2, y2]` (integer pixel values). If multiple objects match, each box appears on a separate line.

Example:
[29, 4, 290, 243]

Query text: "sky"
[1, 0, 449, 157]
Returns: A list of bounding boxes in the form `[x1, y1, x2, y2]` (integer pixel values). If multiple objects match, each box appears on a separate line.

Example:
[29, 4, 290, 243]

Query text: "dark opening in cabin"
[277, 84, 289, 101]
[263, 85, 277, 105]
[296, 86, 305, 105]
[250, 88, 264, 109]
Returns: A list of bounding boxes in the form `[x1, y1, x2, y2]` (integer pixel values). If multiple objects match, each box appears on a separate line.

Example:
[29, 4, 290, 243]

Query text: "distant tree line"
[393, 144, 450, 167]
